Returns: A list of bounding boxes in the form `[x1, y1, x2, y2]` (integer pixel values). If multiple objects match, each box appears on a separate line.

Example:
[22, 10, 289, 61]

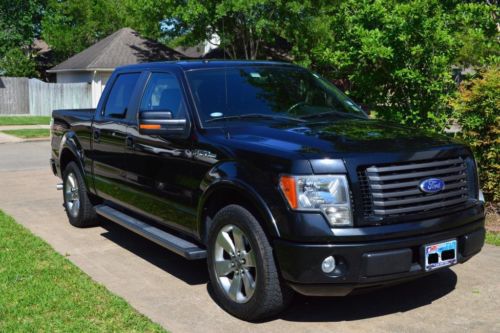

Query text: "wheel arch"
[58, 132, 97, 199]
[198, 180, 280, 245]
[58, 132, 85, 174]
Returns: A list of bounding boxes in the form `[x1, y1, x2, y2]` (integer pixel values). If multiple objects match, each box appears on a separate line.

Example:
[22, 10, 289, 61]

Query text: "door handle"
[126, 136, 134, 150]
[111, 131, 126, 139]
[93, 129, 100, 143]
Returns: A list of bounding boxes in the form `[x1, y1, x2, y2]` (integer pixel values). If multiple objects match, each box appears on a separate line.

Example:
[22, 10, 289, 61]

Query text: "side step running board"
[95, 205, 207, 260]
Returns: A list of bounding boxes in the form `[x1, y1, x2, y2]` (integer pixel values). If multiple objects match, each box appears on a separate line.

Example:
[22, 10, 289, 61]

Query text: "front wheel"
[62, 161, 98, 227]
[207, 205, 293, 321]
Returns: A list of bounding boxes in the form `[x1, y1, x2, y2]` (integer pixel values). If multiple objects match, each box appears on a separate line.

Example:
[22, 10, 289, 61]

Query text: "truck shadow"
[99, 219, 209, 285]
[280, 268, 457, 322]
[99, 219, 457, 322]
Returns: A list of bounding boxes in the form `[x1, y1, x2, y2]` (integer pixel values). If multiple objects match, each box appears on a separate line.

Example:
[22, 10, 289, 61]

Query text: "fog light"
[321, 256, 336, 273]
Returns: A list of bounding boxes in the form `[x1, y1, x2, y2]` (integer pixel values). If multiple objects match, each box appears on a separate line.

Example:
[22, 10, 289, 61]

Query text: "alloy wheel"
[213, 224, 257, 303]
[64, 172, 80, 218]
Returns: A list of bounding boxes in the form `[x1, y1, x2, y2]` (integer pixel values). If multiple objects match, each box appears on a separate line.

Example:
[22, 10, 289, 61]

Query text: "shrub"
[451, 66, 499, 202]
[0, 47, 38, 77]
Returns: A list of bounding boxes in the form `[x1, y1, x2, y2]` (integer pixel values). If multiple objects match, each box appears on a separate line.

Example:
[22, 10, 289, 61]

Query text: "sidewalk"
[0, 124, 50, 144]
[0, 124, 50, 131]
[0, 132, 23, 144]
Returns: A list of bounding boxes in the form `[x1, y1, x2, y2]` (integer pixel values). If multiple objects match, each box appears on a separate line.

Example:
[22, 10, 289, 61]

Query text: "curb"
[0, 136, 50, 144]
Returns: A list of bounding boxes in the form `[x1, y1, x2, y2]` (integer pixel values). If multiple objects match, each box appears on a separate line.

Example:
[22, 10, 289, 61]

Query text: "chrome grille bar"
[360, 157, 469, 219]
[373, 197, 468, 215]
[367, 165, 466, 182]
[373, 189, 468, 207]
[366, 158, 464, 173]
[369, 174, 466, 190]
[371, 181, 467, 198]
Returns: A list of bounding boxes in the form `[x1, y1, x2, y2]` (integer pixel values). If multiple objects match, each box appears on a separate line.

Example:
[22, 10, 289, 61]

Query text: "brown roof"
[32, 39, 51, 54]
[48, 28, 185, 72]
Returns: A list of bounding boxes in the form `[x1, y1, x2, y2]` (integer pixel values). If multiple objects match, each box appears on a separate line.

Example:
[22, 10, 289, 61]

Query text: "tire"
[207, 205, 293, 321]
[62, 161, 98, 228]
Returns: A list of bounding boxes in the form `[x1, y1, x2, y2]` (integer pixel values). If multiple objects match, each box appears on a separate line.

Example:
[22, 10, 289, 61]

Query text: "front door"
[121, 71, 199, 236]
[92, 72, 141, 203]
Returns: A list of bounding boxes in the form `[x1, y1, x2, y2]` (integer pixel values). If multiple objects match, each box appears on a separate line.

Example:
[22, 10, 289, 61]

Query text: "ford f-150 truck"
[51, 60, 485, 321]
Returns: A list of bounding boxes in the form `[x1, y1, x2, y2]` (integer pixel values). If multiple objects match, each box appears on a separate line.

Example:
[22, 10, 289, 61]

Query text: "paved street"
[1, 141, 499, 333]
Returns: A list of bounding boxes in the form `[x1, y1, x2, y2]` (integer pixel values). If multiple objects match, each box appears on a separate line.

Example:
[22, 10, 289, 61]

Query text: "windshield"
[185, 66, 367, 126]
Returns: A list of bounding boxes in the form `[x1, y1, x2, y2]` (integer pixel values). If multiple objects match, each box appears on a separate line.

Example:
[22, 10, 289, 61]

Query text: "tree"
[119, 0, 175, 40]
[41, 0, 126, 60]
[0, 48, 38, 77]
[450, 2, 499, 68]
[282, 0, 464, 131]
[451, 66, 499, 202]
[285, 0, 499, 131]
[0, 0, 46, 56]
[122, 0, 293, 60]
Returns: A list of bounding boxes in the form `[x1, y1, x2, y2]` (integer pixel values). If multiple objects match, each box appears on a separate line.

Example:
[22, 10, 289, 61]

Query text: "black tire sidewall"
[207, 205, 288, 320]
[62, 162, 94, 227]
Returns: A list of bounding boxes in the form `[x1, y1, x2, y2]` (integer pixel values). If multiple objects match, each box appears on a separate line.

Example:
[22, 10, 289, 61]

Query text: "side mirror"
[138, 111, 187, 135]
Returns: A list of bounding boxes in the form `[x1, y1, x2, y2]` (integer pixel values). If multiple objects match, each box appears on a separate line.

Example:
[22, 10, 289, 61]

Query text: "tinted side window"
[140, 73, 186, 119]
[104, 73, 141, 117]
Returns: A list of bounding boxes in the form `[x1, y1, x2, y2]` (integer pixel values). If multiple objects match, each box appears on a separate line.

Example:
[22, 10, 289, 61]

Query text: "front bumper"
[275, 217, 485, 296]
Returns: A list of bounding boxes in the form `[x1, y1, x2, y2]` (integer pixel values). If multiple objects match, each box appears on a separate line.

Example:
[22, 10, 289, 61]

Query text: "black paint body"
[50, 61, 485, 296]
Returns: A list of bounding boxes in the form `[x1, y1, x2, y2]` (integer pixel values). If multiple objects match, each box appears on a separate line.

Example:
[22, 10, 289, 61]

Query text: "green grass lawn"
[2, 129, 50, 138]
[486, 231, 500, 246]
[0, 116, 51, 126]
[0, 210, 166, 333]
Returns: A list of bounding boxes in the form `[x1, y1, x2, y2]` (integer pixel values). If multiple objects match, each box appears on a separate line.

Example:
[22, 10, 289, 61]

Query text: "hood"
[209, 118, 462, 160]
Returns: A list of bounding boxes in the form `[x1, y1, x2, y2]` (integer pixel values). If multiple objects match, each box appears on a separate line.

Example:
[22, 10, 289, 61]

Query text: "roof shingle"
[48, 28, 186, 72]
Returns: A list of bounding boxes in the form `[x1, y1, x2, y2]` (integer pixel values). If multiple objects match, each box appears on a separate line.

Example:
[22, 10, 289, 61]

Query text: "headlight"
[279, 175, 353, 227]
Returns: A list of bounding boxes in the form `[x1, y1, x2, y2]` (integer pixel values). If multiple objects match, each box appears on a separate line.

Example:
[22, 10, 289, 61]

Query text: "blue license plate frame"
[424, 239, 458, 271]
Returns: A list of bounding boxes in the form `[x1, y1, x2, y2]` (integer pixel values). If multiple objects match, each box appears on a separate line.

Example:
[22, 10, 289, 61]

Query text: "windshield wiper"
[205, 113, 305, 123]
[299, 110, 366, 120]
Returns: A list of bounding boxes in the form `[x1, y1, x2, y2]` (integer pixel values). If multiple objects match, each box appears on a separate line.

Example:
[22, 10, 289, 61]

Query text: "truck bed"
[51, 109, 96, 167]
[52, 108, 96, 126]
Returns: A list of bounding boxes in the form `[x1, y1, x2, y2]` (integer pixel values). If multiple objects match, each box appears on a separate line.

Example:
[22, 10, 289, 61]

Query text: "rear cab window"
[104, 73, 141, 118]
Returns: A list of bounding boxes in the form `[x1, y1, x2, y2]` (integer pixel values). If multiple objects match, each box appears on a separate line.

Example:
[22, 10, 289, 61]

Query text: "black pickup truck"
[51, 60, 485, 320]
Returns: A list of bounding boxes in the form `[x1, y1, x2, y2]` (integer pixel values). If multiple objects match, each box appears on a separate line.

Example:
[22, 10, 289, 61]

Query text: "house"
[47, 28, 186, 107]
[32, 39, 57, 82]
[174, 33, 220, 58]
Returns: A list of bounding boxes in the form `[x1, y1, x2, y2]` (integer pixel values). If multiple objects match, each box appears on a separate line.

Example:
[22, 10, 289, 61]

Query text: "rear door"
[92, 72, 142, 202]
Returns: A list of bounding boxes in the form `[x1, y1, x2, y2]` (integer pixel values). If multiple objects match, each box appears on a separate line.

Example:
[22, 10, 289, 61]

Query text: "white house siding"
[56, 72, 93, 83]
[91, 71, 112, 107]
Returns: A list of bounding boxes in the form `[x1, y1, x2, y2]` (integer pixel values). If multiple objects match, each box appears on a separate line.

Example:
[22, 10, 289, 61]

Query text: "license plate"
[424, 239, 457, 271]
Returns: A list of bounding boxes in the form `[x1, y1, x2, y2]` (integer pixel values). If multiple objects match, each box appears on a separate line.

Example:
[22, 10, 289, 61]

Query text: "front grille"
[359, 157, 469, 217]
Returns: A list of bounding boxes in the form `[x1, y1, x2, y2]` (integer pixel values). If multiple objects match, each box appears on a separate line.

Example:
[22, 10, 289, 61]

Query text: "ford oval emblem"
[419, 178, 445, 193]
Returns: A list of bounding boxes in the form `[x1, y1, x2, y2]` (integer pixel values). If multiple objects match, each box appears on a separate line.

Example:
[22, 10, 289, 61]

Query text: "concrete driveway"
[1, 141, 499, 333]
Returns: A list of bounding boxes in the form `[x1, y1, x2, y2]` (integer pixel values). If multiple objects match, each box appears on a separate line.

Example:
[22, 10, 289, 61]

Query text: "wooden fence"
[0, 77, 29, 114]
[0, 77, 92, 116]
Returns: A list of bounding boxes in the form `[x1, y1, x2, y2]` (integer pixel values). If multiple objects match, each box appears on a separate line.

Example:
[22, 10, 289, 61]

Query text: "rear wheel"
[62, 162, 98, 227]
[207, 205, 293, 321]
